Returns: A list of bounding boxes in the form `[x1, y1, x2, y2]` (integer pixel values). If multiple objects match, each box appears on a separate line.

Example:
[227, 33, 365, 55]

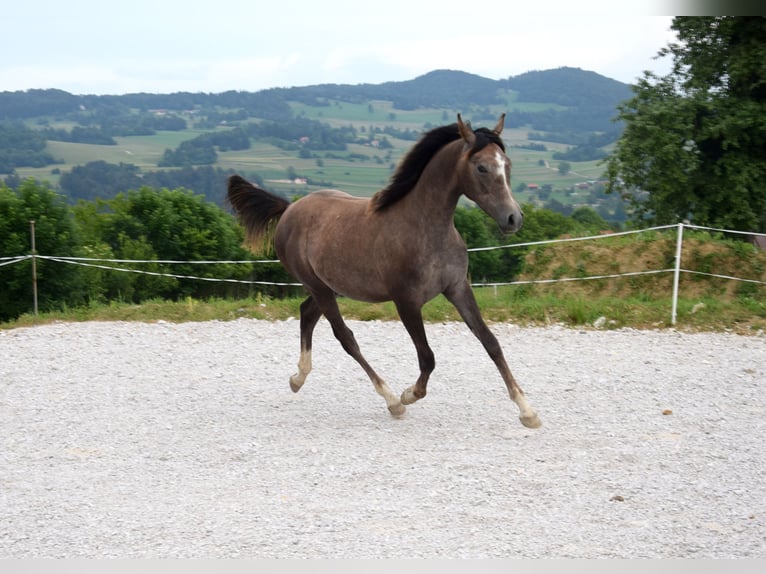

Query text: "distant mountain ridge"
[505, 67, 632, 108]
[275, 69, 505, 109]
[1, 67, 631, 126]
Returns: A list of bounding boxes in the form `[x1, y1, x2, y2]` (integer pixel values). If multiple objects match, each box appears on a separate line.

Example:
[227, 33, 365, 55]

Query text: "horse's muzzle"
[500, 209, 523, 234]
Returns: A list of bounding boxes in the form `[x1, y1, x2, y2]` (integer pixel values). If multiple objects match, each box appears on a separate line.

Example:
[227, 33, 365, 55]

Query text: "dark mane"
[372, 123, 505, 211]
[473, 127, 506, 153]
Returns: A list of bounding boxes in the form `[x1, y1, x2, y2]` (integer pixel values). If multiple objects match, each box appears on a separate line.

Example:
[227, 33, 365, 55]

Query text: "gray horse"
[227, 114, 541, 428]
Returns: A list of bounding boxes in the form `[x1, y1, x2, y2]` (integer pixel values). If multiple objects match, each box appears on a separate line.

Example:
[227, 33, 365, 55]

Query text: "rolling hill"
[1, 67, 633, 221]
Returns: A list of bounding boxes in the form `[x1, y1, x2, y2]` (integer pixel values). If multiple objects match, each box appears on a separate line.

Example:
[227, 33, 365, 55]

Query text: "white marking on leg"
[401, 385, 419, 405]
[289, 349, 312, 393]
[514, 392, 542, 428]
[372, 376, 405, 417]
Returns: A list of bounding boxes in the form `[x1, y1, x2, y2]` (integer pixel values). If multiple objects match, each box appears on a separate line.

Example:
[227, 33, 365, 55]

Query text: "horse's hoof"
[520, 413, 542, 429]
[289, 376, 303, 393]
[388, 402, 406, 418]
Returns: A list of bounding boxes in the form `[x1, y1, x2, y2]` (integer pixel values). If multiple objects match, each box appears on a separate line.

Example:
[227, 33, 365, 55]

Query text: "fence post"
[670, 222, 684, 326]
[30, 220, 39, 317]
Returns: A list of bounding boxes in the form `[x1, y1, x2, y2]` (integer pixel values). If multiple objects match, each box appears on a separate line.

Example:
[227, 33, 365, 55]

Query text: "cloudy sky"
[2, 0, 680, 95]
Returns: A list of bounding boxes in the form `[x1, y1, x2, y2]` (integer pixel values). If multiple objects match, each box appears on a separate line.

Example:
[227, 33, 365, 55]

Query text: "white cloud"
[0, 1, 676, 93]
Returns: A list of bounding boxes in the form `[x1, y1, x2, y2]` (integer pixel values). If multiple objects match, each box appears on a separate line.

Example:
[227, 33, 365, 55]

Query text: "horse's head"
[457, 113, 523, 234]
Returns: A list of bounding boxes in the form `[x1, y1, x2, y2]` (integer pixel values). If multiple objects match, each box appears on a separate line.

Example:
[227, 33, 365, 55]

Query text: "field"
[15, 93, 609, 205]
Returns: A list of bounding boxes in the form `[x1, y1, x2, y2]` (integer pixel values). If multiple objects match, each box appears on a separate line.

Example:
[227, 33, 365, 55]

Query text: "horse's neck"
[404, 144, 463, 225]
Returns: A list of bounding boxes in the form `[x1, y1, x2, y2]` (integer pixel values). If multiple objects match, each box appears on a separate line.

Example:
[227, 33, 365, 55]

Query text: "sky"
[1, 0, 681, 95]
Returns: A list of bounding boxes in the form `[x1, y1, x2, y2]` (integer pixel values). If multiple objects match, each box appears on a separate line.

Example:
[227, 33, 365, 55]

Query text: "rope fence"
[3, 223, 765, 324]
[39, 256, 300, 287]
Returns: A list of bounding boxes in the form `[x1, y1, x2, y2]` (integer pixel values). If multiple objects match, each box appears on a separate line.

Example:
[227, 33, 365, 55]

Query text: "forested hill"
[0, 67, 630, 128]
[0, 67, 632, 207]
[506, 67, 631, 109]
[276, 70, 504, 109]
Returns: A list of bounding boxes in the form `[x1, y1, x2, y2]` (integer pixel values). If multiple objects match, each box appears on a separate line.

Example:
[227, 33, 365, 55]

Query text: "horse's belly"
[313, 261, 391, 302]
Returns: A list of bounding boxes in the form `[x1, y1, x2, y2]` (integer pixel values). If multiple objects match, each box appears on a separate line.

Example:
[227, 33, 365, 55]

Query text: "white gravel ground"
[1, 318, 765, 558]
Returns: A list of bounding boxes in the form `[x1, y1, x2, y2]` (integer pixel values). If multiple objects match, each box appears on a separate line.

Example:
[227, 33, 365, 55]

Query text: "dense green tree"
[0, 123, 56, 172]
[159, 138, 217, 167]
[453, 206, 504, 281]
[90, 187, 256, 300]
[570, 206, 611, 231]
[59, 162, 235, 205]
[0, 180, 85, 321]
[60, 161, 143, 202]
[43, 126, 117, 145]
[606, 17, 766, 232]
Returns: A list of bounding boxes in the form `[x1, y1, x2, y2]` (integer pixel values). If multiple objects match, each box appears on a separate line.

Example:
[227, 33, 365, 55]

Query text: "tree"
[60, 161, 143, 202]
[92, 187, 253, 300]
[0, 180, 86, 321]
[0, 123, 56, 173]
[606, 17, 766, 232]
[571, 206, 610, 231]
[453, 206, 504, 281]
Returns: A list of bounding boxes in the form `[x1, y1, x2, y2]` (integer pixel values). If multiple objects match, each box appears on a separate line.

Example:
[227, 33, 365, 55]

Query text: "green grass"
[4, 289, 764, 334]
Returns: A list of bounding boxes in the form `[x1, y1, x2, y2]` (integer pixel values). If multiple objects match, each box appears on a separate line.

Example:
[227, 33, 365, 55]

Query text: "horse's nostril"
[508, 211, 523, 230]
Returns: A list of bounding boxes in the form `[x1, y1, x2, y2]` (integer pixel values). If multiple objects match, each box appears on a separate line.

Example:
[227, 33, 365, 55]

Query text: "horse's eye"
[477, 165, 488, 174]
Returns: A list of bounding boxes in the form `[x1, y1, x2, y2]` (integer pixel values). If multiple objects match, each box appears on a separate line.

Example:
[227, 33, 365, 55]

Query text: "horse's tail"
[227, 175, 290, 255]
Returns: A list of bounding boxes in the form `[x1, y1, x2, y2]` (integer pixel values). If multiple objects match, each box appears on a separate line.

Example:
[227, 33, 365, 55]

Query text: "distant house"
[527, 183, 540, 190]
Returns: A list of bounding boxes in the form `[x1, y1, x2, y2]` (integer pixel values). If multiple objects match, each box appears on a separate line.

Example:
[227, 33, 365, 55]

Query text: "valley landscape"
[1, 67, 629, 222]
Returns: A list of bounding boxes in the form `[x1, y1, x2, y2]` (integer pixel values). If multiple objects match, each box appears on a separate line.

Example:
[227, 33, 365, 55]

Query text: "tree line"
[607, 16, 766, 233]
[0, 117, 371, 175]
[0, 123, 55, 172]
[53, 162, 236, 205]
[0, 179, 610, 323]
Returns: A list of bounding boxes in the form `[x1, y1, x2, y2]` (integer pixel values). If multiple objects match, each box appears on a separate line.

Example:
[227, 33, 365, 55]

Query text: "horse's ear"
[493, 113, 506, 135]
[457, 113, 475, 146]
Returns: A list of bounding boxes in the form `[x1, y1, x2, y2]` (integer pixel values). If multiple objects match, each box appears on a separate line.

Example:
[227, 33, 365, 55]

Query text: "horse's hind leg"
[310, 289, 406, 417]
[290, 296, 322, 393]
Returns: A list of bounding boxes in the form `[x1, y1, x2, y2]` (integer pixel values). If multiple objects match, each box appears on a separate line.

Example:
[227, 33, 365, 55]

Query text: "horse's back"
[275, 189, 396, 299]
[298, 188, 366, 203]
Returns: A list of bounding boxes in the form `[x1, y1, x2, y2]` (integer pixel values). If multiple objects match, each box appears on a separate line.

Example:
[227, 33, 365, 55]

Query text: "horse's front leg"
[394, 301, 435, 406]
[310, 289, 405, 417]
[444, 280, 542, 428]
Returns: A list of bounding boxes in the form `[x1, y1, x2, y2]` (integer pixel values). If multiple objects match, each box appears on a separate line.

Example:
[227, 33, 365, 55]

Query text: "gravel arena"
[1, 318, 764, 558]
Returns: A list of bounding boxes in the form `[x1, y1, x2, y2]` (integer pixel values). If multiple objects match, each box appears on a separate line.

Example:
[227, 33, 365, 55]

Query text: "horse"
[227, 114, 541, 428]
